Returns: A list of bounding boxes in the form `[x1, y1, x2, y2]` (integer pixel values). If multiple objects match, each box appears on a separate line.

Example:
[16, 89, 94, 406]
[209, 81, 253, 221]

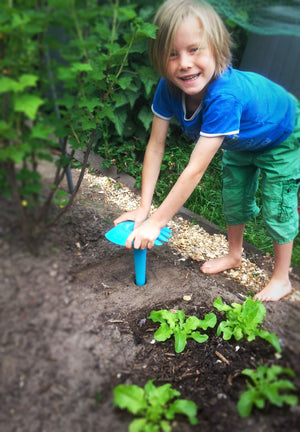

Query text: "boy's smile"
[167, 15, 216, 100]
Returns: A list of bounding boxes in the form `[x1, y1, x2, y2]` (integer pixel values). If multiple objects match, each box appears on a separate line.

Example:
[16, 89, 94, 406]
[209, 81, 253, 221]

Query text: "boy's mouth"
[180, 73, 200, 81]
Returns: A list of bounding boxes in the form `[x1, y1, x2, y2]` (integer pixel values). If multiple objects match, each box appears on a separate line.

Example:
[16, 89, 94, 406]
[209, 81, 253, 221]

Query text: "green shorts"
[222, 100, 300, 244]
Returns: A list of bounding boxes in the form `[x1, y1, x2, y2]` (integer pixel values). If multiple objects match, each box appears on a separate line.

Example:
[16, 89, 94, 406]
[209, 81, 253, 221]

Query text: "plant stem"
[111, 0, 119, 43]
[104, 26, 137, 103]
[70, 0, 89, 62]
[45, 129, 96, 228]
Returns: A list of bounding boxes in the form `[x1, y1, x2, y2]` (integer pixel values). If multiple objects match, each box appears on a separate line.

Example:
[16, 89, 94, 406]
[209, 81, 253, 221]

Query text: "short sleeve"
[151, 79, 174, 120]
[200, 96, 242, 137]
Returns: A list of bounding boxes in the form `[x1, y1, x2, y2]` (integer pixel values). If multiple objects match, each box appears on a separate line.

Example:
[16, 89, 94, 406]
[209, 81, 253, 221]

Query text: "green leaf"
[30, 123, 54, 140]
[113, 108, 127, 136]
[184, 316, 202, 332]
[136, 21, 158, 39]
[190, 331, 208, 343]
[0, 143, 30, 163]
[129, 418, 147, 432]
[144, 381, 180, 407]
[175, 310, 186, 328]
[254, 396, 265, 409]
[153, 322, 173, 342]
[118, 76, 133, 90]
[71, 62, 93, 72]
[14, 94, 44, 120]
[167, 399, 198, 425]
[233, 326, 243, 341]
[137, 66, 159, 97]
[159, 420, 172, 432]
[0, 75, 39, 94]
[199, 312, 217, 330]
[239, 364, 298, 417]
[19, 74, 39, 90]
[280, 394, 298, 406]
[0, 77, 18, 93]
[258, 330, 281, 353]
[118, 6, 137, 20]
[242, 297, 265, 326]
[55, 189, 68, 199]
[213, 297, 232, 312]
[0, 121, 17, 139]
[237, 390, 255, 418]
[114, 385, 147, 415]
[174, 331, 186, 353]
[222, 326, 234, 340]
[217, 321, 233, 339]
[78, 97, 101, 112]
[138, 106, 153, 131]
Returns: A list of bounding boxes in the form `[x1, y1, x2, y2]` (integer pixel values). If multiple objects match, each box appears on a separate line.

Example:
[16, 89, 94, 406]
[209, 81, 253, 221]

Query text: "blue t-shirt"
[151, 67, 296, 151]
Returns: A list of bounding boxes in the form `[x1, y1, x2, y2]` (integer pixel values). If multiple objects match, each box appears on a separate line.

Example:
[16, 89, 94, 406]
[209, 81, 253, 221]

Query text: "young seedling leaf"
[258, 329, 281, 353]
[237, 364, 298, 417]
[144, 380, 180, 406]
[214, 297, 281, 353]
[174, 331, 187, 353]
[113, 385, 147, 414]
[114, 380, 198, 430]
[149, 309, 217, 353]
[190, 331, 209, 343]
[153, 322, 174, 342]
[166, 399, 198, 425]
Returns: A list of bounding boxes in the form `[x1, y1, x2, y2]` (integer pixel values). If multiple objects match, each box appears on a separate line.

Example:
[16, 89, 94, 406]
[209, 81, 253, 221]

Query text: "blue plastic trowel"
[105, 221, 172, 286]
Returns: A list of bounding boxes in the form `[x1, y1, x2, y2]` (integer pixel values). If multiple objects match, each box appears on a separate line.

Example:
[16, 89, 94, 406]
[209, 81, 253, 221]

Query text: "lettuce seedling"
[238, 364, 298, 417]
[213, 296, 281, 353]
[114, 379, 198, 431]
[149, 309, 217, 353]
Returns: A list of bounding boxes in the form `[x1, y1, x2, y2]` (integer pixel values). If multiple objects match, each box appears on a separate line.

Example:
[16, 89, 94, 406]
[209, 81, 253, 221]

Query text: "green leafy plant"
[114, 379, 198, 431]
[213, 296, 281, 353]
[149, 309, 217, 353]
[0, 0, 157, 251]
[237, 364, 298, 418]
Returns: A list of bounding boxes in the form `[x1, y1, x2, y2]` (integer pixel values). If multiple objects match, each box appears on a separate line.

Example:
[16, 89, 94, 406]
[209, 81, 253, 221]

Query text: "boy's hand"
[113, 207, 149, 230]
[125, 218, 161, 250]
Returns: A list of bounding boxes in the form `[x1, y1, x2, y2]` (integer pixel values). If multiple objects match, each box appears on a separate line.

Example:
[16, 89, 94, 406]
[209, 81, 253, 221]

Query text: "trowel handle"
[133, 248, 147, 286]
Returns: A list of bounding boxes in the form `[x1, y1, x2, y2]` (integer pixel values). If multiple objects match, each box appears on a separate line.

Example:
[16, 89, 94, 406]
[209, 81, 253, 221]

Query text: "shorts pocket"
[279, 179, 299, 222]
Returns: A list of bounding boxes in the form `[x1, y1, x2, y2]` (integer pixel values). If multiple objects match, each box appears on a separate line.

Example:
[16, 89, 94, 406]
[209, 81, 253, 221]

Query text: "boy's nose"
[179, 53, 192, 69]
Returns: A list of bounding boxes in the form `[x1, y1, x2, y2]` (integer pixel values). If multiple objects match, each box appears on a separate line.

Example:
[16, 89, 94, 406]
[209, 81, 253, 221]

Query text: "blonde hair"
[149, 0, 232, 79]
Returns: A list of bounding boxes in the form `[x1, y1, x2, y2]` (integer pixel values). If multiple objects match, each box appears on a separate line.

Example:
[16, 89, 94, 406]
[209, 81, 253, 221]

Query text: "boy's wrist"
[149, 211, 169, 231]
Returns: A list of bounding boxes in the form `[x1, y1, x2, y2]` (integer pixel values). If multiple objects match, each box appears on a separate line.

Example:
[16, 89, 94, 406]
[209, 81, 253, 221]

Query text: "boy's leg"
[253, 240, 293, 301]
[201, 149, 259, 275]
[254, 122, 300, 301]
[201, 223, 245, 274]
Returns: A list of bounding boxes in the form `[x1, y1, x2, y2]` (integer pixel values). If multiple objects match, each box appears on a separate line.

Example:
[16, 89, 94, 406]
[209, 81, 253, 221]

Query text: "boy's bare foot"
[253, 279, 292, 302]
[200, 255, 241, 274]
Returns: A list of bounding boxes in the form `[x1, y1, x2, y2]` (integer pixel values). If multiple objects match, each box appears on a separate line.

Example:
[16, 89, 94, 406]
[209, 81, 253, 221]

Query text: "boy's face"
[166, 15, 216, 98]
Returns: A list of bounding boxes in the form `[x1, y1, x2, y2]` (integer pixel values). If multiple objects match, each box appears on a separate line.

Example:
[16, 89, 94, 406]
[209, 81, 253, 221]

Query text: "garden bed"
[0, 166, 299, 432]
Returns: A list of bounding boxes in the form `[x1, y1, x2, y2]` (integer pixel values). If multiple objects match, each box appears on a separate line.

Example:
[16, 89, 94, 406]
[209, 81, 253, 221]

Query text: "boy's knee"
[222, 184, 259, 225]
[262, 178, 299, 243]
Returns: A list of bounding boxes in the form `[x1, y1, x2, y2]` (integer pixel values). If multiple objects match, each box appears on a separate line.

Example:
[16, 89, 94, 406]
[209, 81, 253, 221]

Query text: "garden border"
[71, 147, 300, 282]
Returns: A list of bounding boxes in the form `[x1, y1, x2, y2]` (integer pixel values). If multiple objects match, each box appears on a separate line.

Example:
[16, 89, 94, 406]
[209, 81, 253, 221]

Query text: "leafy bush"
[0, 0, 156, 251]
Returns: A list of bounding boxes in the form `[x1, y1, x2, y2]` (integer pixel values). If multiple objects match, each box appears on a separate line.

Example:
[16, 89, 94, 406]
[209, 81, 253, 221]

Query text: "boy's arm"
[139, 115, 170, 213]
[126, 135, 224, 249]
[114, 115, 169, 226]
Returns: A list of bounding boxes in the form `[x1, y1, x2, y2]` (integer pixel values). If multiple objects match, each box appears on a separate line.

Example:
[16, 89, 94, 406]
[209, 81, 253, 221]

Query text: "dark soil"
[1, 165, 300, 432]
